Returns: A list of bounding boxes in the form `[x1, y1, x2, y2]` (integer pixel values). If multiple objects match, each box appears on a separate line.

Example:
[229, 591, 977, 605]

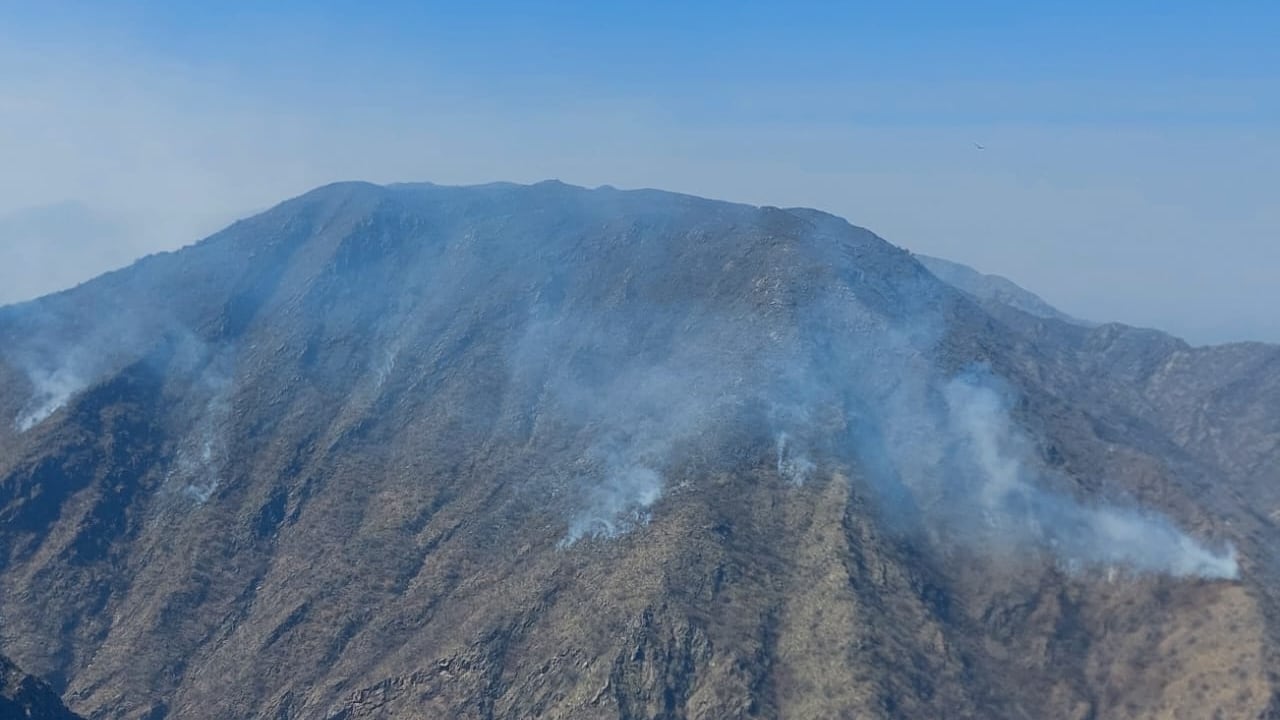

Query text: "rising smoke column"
[511, 307, 758, 545]
[15, 362, 88, 431]
[6, 296, 181, 432]
[151, 343, 236, 507]
[832, 323, 1239, 579]
[937, 369, 1237, 579]
[494, 198, 1235, 579]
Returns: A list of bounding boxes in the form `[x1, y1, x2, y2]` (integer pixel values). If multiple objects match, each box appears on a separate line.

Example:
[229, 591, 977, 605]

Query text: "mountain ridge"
[914, 253, 1088, 327]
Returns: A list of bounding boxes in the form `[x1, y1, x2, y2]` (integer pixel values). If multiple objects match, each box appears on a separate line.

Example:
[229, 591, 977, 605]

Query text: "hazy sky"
[1, 2, 1277, 344]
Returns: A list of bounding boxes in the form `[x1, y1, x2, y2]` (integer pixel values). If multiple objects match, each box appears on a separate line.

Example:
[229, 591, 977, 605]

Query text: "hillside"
[1, 653, 85, 720]
[0, 181, 1275, 719]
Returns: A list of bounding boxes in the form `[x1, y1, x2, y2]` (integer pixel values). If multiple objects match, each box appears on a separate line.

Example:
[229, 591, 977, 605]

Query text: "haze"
[1, 2, 1276, 345]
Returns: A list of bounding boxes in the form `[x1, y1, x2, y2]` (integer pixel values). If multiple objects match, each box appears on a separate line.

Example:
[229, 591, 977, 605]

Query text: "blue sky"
[1, 2, 1277, 343]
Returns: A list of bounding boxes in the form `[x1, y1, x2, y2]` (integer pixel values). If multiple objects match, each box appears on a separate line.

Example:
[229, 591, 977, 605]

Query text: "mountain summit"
[0, 181, 1276, 719]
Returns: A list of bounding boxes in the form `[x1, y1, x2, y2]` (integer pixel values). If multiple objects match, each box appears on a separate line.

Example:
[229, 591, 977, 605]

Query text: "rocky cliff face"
[0, 181, 1275, 719]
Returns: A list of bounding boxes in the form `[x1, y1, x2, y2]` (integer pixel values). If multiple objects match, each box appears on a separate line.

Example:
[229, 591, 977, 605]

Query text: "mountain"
[0, 181, 1276, 719]
[915, 253, 1088, 326]
[1, 653, 85, 720]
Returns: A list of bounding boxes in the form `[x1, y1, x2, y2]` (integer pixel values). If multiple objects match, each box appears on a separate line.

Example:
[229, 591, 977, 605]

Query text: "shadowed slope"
[1, 653, 85, 720]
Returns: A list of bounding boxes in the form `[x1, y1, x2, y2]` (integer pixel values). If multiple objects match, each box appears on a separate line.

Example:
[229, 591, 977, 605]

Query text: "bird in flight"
[974, 142, 986, 150]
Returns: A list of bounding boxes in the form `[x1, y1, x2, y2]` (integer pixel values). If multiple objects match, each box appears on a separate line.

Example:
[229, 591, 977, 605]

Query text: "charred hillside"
[0, 181, 1277, 719]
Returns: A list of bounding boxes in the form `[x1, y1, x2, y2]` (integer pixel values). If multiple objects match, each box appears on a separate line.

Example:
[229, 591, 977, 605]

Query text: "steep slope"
[1, 653, 85, 720]
[0, 181, 1273, 719]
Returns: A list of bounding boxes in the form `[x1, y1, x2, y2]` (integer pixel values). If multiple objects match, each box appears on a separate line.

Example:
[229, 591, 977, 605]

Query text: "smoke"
[6, 298, 182, 432]
[509, 225, 1236, 580]
[817, 311, 1239, 580]
[0, 181, 1237, 581]
[512, 309, 750, 545]
[9, 318, 123, 433]
[3, 295, 242, 509]
[165, 357, 235, 506]
[929, 369, 1237, 578]
[566, 465, 663, 543]
[15, 361, 89, 431]
[774, 432, 815, 486]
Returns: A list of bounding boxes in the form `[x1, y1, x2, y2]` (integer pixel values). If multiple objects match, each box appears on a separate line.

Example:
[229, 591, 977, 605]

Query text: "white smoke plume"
[557, 355, 737, 544]
[516, 260, 1237, 579]
[512, 310, 748, 545]
[936, 371, 1237, 578]
[566, 465, 663, 543]
[165, 357, 235, 506]
[2, 184, 1232, 581]
[6, 298, 174, 432]
[846, 334, 1239, 580]
[774, 432, 815, 486]
[15, 361, 89, 431]
[3, 296, 237, 509]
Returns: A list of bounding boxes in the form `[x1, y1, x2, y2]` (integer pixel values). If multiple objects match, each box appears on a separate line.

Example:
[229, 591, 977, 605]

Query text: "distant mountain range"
[0, 181, 1276, 718]
[914, 253, 1089, 326]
